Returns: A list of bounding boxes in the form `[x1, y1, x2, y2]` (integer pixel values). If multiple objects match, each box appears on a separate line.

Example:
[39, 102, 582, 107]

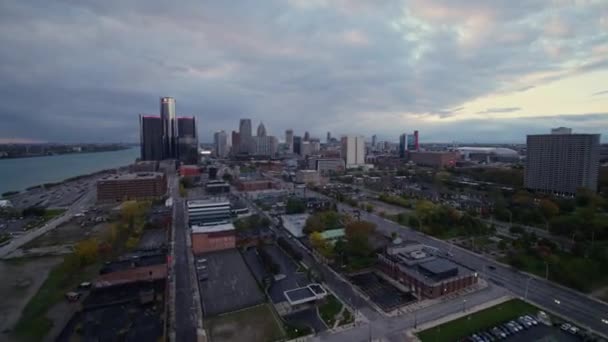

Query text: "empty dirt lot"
[0, 257, 62, 339]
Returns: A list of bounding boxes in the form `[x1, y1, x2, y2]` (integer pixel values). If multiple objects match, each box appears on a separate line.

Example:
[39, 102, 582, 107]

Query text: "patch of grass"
[284, 323, 312, 339]
[206, 304, 285, 342]
[319, 295, 343, 327]
[417, 299, 538, 342]
[43, 209, 66, 219]
[12, 261, 100, 341]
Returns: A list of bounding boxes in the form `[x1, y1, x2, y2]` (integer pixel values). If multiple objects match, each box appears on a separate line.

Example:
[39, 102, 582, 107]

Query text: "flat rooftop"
[281, 214, 309, 238]
[188, 198, 230, 208]
[192, 223, 235, 234]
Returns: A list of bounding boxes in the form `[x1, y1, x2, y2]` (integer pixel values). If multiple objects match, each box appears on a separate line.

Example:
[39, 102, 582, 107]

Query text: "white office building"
[214, 130, 228, 158]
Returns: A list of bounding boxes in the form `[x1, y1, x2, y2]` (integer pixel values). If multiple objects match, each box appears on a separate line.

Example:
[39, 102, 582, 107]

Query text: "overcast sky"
[1, 0, 607, 144]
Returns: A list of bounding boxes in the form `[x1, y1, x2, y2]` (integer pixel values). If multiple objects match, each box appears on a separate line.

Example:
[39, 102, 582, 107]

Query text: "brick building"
[408, 151, 460, 168]
[377, 241, 478, 299]
[97, 173, 167, 202]
[191, 223, 236, 254]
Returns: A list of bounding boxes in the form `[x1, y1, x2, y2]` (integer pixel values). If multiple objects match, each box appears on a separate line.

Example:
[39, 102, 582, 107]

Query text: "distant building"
[239, 119, 253, 154]
[177, 116, 196, 138]
[235, 179, 280, 192]
[286, 129, 294, 153]
[257, 122, 267, 137]
[97, 173, 167, 202]
[307, 158, 345, 174]
[205, 180, 230, 195]
[177, 136, 199, 164]
[326, 132, 331, 143]
[409, 151, 459, 168]
[160, 97, 177, 159]
[551, 127, 572, 135]
[341, 135, 365, 167]
[252, 136, 278, 156]
[293, 136, 302, 155]
[371, 134, 377, 148]
[139, 115, 163, 161]
[180, 165, 200, 178]
[304, 131, 310, 141]
[399, 131, 419, 158]
[131, 160, 158, 173]
[214, 130, 228, 158]
[525, 129, 600, 195]
[231, 131, 240, 155]
[456, 147, 519, 163]
[296, 170, 321, 185]
[191, 223, 236, 254]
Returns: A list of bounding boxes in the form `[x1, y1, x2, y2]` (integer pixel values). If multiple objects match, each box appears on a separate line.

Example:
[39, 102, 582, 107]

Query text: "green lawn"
[12, 261, 100, 342]
[206, 304, 285, 342]
[318, 295, 343, 327]
[417, 299, 538, 342]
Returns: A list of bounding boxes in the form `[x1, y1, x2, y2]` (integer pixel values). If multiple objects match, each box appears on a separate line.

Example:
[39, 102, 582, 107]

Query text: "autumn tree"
[310, 231, 334, 259]
[74, 239, 99, 266]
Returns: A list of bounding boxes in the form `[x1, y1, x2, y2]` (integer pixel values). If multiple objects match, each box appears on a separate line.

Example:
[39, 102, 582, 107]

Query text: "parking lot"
[464, 319, 583, 342]
[350, 272, 416, 312]
[197, 249, 265, 316]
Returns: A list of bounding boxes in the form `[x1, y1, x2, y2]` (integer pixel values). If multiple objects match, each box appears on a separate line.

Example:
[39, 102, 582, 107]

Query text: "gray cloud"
[0, 0, 606, 143]
[592, 90, 608, 96]
[476, 107, 521, 114]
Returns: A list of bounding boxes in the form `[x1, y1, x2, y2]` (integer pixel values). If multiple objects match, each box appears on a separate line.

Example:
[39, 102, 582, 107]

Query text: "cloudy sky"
[1, 0, 607, 144]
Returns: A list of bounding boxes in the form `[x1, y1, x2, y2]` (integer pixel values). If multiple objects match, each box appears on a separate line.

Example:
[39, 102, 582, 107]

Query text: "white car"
[560, 323, 571, 331]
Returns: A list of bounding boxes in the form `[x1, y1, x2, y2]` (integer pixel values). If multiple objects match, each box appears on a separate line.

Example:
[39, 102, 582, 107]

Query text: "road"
[303, 188, 608, 337]
[169, 173, 199, 342]
[0, 187, 95, 258]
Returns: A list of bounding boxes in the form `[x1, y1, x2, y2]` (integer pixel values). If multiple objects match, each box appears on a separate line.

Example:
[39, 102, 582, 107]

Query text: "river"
[0, 147, 139, 194]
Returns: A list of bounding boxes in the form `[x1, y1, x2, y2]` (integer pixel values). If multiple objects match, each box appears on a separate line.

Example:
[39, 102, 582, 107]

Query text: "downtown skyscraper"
[139, 97, 198, 163]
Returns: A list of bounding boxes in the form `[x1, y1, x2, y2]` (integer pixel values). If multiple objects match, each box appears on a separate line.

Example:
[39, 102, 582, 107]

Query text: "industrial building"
[187, 199, 232, 226]
[377, 241, 478, 299]
[525, 128, 600, 195]
[96, 173, 167, 202]
[307, 157, 345, 174]
[191, 223, 236, 254]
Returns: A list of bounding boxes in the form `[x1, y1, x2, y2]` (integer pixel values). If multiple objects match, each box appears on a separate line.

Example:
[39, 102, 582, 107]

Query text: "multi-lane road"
[304, 188, 608, 337]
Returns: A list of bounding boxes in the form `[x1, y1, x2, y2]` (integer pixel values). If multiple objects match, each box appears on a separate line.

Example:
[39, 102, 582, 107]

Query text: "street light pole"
[524, 277, 532, 300]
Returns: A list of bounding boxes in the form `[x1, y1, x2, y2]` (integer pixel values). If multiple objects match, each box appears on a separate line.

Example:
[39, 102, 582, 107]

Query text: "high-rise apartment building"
[139, 115, 163, 161]
[214, 130, 228, 158]
[286, 129, 294, 153]
[239, 119, 253, 154]
[160, 97, 177, 158]
[257, 122, 267, 137]
[525, 128, 600, 195]
[341, 135, 365, 167]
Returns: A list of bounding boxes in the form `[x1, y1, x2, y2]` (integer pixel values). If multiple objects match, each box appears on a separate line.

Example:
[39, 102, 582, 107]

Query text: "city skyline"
[1, 1, 607, 144]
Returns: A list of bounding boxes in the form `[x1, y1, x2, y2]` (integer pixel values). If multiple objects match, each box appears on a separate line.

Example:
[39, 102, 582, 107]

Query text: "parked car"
[524, 315, 538, 325]
[560, 323, 572, 331]
[568, 325, 580, 334]
[498, 325, 511, 336]
[491, 327, 506, 339]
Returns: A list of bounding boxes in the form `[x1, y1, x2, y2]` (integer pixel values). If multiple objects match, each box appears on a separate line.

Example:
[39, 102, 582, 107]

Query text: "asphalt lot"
[285, 307, 328, 333]
[198, 249, 265, 316]
[350, 272, 417, 312]
[501, 324, 582, 342]
[264, 244, 310, 303]
[137, 229, 166, 250]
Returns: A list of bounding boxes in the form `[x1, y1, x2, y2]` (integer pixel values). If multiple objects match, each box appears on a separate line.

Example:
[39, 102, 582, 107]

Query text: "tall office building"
[525, 128, 600, 195]
[214, 130, 228, 158]
[253, 136, 278, 156]
[372, 134, 377, 148]
[177, 117, 196, 138]
[341, 135, 365, 167]
[239, 119, 253, 154]
[285, 129, 294, 153]
[257, 122, 267, 137]
[176, 116, 198, 164]
[139, 115, 163, 161]
[327, 132, 331, 143]
[231, 131, 240, 155]
[293, 136, 302, 155]
[399, 131, 419, 158]
[304, 131, 310, 141]
[160, 97, 177, 159]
